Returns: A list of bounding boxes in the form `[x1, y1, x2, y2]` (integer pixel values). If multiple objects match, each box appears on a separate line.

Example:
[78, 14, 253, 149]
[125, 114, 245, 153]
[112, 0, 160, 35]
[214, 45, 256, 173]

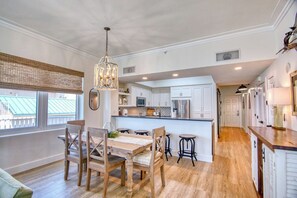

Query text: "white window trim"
[0, 91, 82, 137]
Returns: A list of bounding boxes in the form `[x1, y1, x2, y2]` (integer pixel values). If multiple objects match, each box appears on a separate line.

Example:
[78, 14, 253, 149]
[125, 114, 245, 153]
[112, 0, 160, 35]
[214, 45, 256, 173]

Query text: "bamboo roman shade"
[0, 52, 84, 94]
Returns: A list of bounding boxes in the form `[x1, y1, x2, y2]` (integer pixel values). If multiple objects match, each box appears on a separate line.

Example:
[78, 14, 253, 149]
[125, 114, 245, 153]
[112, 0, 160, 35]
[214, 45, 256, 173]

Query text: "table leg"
[126, 154, 133, 198]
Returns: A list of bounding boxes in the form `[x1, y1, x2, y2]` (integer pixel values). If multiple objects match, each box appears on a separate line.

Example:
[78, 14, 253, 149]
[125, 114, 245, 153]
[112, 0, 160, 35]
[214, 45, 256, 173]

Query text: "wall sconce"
[267, 87, 290, 130]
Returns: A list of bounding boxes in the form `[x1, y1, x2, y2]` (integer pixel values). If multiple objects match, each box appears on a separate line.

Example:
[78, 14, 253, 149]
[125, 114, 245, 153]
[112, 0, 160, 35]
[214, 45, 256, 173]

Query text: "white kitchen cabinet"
[130, 86, 151, 106]
[251, 133, 258, 191]
[171, 87, 191, 98]
[190, 84, 212, 119]
[262, 144, 275, 198]
[151, 88, 170, 107]
[274, 149, 297, 198]
[143, 89, 152, 106]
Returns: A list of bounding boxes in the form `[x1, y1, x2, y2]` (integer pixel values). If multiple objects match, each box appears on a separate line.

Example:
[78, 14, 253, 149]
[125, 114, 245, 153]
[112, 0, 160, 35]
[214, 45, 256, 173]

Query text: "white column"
[102, 90, 111, 124]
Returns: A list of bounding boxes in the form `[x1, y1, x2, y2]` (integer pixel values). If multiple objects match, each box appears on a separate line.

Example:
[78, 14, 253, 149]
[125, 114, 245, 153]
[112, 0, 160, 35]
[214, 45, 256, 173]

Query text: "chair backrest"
[65, 124, 83, 157]
[86, 127, 109, 169]
[67, 120, 85, 128]
[150, 126, 166, 167]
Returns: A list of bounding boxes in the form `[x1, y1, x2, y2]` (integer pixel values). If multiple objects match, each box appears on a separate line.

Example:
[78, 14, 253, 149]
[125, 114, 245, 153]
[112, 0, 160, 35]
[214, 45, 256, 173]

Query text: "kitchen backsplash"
[119, 107, 171, 117]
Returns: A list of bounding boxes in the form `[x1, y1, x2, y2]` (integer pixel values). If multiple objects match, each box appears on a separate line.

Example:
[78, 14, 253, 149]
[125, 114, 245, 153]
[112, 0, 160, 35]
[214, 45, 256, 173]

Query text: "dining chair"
[85, 127, 126, 198]
[133, 126, 166, 198]
[67, 120, 85, 128]
[64, 123, 86, 186]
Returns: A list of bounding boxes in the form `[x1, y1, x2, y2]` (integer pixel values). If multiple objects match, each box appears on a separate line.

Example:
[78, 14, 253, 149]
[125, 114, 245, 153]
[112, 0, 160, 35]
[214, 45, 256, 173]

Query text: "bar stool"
[177, 134, 197, 166]
[117, 128, 130, 133]
[165, 133, 172, 161]
[134, 130, 149, 136]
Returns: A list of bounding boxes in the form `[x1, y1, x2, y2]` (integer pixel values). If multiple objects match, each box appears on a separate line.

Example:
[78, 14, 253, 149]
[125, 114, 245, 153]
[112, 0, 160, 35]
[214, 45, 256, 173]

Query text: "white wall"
[0, 20, 98, 174]
[251, 1, 297, 131]
[114, 28, 276, 77]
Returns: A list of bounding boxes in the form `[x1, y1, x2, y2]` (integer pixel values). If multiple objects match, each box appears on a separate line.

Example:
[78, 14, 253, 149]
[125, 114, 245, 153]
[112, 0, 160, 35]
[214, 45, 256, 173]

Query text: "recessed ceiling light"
[172, 73, 179, 77]
[234, 67, 242, 70]
[142, 77, 148, 80]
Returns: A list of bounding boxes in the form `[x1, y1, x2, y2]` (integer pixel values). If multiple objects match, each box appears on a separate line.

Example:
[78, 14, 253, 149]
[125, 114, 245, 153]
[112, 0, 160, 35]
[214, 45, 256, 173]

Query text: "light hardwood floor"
[14, 127, 258, 198]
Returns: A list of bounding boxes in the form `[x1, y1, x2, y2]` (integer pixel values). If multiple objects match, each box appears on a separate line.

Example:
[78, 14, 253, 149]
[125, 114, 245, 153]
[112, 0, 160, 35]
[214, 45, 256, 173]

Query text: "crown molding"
[272, 0, 295, 30]
[0, 18, 99, 61]
[114, 24, 274, 59]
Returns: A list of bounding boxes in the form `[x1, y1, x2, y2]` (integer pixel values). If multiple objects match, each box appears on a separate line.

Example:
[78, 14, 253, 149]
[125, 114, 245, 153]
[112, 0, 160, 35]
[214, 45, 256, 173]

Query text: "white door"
[223, 96, 241, 127]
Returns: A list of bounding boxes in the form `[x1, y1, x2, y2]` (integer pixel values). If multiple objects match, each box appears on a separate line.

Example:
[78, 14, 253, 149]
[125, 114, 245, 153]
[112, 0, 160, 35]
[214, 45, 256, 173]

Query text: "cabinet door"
[263, 144, 275, 198]
[143, 89, 152, 106]
[181, 87, 192, 97]
[191, 86, 203, 118]
[171, 87, 181, 98]
[152, 89, 160, 106]
[202, 85, 212, 118]
[130, 86, 137, 106]
[251, 133, 258, 191]
[159, 88, 170, 107]
[171, 87, 191, 98]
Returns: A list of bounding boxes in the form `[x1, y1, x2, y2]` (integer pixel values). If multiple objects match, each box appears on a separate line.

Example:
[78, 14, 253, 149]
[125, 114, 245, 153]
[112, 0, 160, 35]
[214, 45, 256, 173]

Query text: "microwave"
[136, 97, 146, 107]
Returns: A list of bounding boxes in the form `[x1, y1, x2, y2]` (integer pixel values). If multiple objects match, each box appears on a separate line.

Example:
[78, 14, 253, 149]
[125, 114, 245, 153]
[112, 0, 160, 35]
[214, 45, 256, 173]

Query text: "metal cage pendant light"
[94, 27, 118, 90]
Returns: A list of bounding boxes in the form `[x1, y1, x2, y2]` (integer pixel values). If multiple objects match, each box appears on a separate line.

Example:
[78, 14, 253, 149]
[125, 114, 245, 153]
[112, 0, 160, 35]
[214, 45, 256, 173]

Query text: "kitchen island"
[112, 115, 214, 162]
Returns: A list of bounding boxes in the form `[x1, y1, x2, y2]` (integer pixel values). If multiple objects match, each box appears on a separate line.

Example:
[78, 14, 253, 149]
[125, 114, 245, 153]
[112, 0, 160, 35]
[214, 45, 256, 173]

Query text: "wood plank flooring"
[14, 127, 257, 198]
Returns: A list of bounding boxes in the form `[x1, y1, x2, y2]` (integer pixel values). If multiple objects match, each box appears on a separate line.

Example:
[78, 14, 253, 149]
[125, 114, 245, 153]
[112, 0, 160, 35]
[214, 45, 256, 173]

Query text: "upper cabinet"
[130, 86, 152, 106]
[171, 87, 192, 98]
[152, 88, 171, 107]
[191, 84, 212, 119]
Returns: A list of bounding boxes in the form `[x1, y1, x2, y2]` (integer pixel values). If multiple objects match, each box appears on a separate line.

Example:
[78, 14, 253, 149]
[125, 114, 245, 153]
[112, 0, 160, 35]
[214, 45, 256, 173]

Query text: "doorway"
[223, 96, 241, 127]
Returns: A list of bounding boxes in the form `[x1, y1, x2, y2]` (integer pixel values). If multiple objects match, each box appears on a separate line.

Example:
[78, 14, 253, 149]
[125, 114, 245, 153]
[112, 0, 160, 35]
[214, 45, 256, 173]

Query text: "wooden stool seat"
[135, 130, 149, 136]
[117, 128, 130, 133]
[179, 134, 196, 139]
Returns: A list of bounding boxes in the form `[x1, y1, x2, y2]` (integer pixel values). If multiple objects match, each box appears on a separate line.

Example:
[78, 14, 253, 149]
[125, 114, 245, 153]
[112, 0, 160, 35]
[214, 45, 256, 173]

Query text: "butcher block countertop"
[248, 126, 297, 151]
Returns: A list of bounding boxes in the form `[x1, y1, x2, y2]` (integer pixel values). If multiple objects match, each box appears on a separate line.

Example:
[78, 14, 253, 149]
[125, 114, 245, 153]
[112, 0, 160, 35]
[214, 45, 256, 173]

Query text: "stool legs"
[165, 135, 172, 161]
[177, 138, 197, 166]
[177, 139, 183, 163]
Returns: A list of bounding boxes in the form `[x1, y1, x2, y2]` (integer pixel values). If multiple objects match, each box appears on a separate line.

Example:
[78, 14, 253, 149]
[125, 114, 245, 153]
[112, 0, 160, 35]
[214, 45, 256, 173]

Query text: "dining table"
[58, 132, 153, 198]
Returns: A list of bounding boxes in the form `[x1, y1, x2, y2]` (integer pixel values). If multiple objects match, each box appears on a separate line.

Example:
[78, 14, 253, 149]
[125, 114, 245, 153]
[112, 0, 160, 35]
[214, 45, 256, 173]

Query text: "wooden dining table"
[58, 132, 153, 198]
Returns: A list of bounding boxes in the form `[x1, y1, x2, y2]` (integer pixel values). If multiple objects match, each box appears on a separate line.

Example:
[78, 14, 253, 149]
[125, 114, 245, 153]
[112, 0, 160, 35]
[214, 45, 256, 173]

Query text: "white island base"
[112, 116, 214, 163]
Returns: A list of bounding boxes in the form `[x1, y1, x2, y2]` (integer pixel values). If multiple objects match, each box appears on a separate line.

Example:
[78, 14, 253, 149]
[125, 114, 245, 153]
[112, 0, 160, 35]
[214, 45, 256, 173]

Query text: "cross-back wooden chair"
[133, 126, 166, 198]
[86, 127, 126, 198]
[64, 123, 86, 186]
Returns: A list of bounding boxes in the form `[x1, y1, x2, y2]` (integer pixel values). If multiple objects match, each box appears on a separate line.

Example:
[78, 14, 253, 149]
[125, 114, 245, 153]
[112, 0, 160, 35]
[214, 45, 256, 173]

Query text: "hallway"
[14, 127, 257, 198]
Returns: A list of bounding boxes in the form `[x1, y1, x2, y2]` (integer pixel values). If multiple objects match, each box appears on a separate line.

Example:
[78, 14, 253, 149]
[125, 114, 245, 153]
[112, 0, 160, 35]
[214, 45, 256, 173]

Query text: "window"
[47, 93, 77, 125]
[0, 88, 82, 134]
[0, 88, 37, 130]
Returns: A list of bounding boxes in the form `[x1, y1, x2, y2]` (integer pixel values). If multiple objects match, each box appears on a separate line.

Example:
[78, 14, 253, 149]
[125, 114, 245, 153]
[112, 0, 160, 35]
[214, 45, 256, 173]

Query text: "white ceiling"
[120, 59, 274, 86]
[0, 0, 286, 57]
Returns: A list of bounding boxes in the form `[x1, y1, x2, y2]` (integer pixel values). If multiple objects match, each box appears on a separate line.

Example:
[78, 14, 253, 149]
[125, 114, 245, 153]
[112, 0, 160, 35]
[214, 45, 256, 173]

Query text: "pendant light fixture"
[238, 84, 247, 91]
[94, 27, 118, 90]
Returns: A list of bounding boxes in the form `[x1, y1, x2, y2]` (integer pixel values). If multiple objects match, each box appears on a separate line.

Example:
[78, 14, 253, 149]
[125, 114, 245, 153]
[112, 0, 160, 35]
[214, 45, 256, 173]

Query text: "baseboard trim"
[5, 153, 64, 175]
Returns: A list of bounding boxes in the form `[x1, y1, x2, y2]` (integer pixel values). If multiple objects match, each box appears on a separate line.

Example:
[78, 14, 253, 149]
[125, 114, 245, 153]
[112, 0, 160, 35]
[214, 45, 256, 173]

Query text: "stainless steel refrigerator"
[171, 100, 190, 118]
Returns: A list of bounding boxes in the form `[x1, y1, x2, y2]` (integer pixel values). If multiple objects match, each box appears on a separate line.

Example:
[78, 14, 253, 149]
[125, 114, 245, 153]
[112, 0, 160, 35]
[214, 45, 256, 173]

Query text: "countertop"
[112, 115, 213, 122]
[248, 126, 297, 151]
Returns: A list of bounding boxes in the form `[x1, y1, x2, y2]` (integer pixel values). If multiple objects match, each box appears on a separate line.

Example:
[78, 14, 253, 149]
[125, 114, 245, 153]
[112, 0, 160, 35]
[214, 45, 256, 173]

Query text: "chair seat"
[68, 148, 88, 159]
[90, 155, 126, 165]
[133, 150, 162, 166]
